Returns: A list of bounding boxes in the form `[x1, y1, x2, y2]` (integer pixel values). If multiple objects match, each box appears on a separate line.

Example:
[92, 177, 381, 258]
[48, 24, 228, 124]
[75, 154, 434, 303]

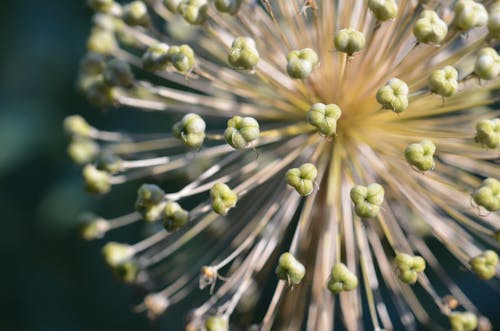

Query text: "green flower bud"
[215, 0, 242, 15]
[449, 312, 478, 331]
[79, 52, 106, 75]
[469, 250, 498, 280]
[135, 184, 166, 222]
[87, 0, 115, 12]
[367, 0, 398, 21]
[228, 37, 260, 70]
[224, 116, 260, 149]
[163, 201, 189, 232]
[285, 163, 318, 196]
[79, 213, 109, 240]
[87, 28, 117, 55]
[103, 58, 134, 87]
[210, 182, 237, 215]
[475, 118, 500, 148]
[178, 0, 208, 25]
[142, 43, 170, 72]
[205, 315, 229, 331]
[275, 252, 305, 285]
[395, 253, 426, 284]
[167, 44, 195, 73]
[102, 242, 133, 266]
[85, 79, 117, 108]
[404, 140, 436, 172]
[454, 0, 488, 31]
[327, 262, 358, 294]
[96, 150, 122, 174]
[286, 48, 319, 79]
[306, 103, 342, 136]
[472, 178, 500, 212]
[83, 164, 111, 194]
[113, 261, 140, 283]
[474, 47, 500, 80]
[350, 183, 384, 218]
[123, 1, 149, 26]
[163, 0, 181, 12]
[376, 78, 409, 113]
[413, 10, 448, 44]
[68, 138, 100, 165]
[428, 66, 458, 97]
[488, 3, 500, 39]
[63, 115, 93, 138]
[173, 113, 206, 148]
[334, 28, 366, 56]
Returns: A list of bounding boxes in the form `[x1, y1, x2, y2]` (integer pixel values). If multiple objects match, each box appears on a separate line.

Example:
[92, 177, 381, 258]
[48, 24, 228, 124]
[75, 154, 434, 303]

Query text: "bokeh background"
[0, 1, 499, 331]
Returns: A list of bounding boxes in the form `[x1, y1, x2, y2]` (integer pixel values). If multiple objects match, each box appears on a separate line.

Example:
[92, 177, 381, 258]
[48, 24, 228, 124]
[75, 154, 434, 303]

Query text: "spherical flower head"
[178, 0, 208, 25]
[102, 242, 133, 267]
[327, 262, 358, 294]
[472, 177, 500, 212]
[286, 48, 319, 79]
[163, 0, 181, 13]
[376, 78, 409, 113]
[488, 3, 500, 39]
[79, 213, 109, 240]
[474, 47, 500, 80]
[173, 113, 206, 148]
[228, 37, 260, 70]
[135, 184, 166, 222]
[123, 1, 149, 26]
[163, 201, 189, 232]
[449, 312, 478, 331]
[103, 58, 134, 87]
[142, 43, 170, 72]
[469, 250, 499, 280]
[334, 28, 366, 56]
[367, 0, 398, 21]
[454, 0, 488, 31]
[428, 66, 458, 97]
[404, 140, 436, 172]
[306, 103, 342, 136]
[210, 182, 237, 215]
[395, 253, 426, 284]
[224, 116, 260, 149]
[475, 118, 500, 148]
[350, 183, 384, 218]
[167, 44, 195, 73]
[285, 163, 318, 196]
[215, 0, 242, 15]
[83, 164, 111, 194]
[413, 10, 448, 44]
[205, 315, 229, 331]
[275, 252, 305, 285]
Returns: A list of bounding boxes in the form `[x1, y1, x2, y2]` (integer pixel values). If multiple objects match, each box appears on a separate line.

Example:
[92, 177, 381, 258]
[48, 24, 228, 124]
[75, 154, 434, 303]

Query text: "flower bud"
[327, 262, 358, 294]
[286, 48, 319, 79]
[404, 140, 436, 172]
[368, 0, 398, 21]
[85, 79, 118, 108]
[113, 261, 139, 283]
[87, 0, 116, 12]
[350, 183, 384, 218]
[228, 37, 260, 70]
[275, 252, 305, 285]
[306, 103, 342, 136]
[488, 3, 500, 39]
[285, 163, 318, 196]
[210, 182, 237, 215]
[334, 28, 366, 56]
[474, 47, 500, 80]
[475, 118, 500, 148]
[173, 113, 206, 148]
[135, 184, 166, 222]
[428, 66, 458, 97]
[469, 250, 498, 280]
[454, 0, 488, 31]
[215, 0, 243, 15]
[167, 45, 195, 73]
[376, 78, 409, 113]
[87, 28, 117, 55]
[96, 150, 122, 174]
[224, 116, 260, 149]
[205, 315, 228, 331]
[395, 253, 426, 284]
[163, 201, 189, 231]
[102, 242, 133, 266]
[64, 115, 93, 138]
[413, 10, 448, 44]
[79, 213, 109, 240]
[142, 43, 170, 72]
[163, 0, 181, 13]
[178, 0, 208, 25]
[68, 138, 100, 165]
[83, 164, 111, 194]
[79, 52, 106, 75]
[103, 58, 134, 87]
[123, 1, 149, 26]
[449, 312, 478, 331]
[472, 178, 500, 212]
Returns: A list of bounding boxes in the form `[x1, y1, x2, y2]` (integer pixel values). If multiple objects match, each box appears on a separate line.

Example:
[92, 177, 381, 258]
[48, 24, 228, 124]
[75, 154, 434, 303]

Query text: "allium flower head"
[71, 0, 500, 330]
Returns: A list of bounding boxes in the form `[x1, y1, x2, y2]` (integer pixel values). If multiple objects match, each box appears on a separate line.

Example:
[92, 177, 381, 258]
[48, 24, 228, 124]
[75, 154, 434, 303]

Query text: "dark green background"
[1, 1, 499, 331]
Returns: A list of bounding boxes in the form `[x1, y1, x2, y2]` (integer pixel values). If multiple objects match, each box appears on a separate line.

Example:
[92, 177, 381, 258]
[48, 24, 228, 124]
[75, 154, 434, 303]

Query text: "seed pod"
[163, 201, 189, 232]
[376, 78, 409, 113]
[67, 138, 99, 165]
[428, 66, 458, 97]
[163, 0, 181, 13]
[449, 312, 478, 331]
[103, 58, 134, 87]
[102, 242, 133, 267]
[469, 250, 498, 280]
[395, 253, 426, 284]
[210, 182, 237, 215]
[173, 113, 206, 148]
[404, 140, 436, 171]
[285, 163, 318, 196]
[474, 47, 500, 80]
[142, 43, 170, 72]
[350, 183, 384, 218]
[327, 262, 358, 294]
[83, 164, 111, 194]
[334, 28, 366, 56]
[475, 118, 500, 148]
[167, 45, 195, 73]
[178, 0, 208, 25]
[306, 103, 342, 136]
[135, 184, 166, 222]
[228, 37, 259, 70]
[413, 10, 448, 44]
[79, 213, 109, 240]
[224, 116, 260, 149]
[286, 48, 319, 79]
[215, 0, 243, 15]
[454, 0, 488, 31]
[472, 177, 500, 212]
[123, 1, 149, 26]
[368, 0, 398, 21]
[205, 315, 228, 331]
[275, 252, 305, 285]
[87, 28, 117, 55]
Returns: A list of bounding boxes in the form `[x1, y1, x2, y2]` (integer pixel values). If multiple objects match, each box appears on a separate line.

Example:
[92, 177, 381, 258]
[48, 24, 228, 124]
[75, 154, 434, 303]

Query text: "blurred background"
[0, 1, 499, 331]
